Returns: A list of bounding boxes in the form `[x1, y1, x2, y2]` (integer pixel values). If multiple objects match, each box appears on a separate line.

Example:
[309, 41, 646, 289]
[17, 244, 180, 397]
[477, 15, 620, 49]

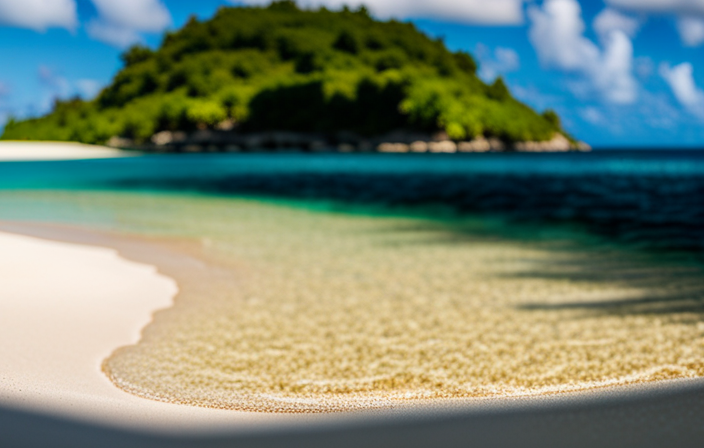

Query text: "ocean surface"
[0, 150, 702, 253]
[2, 150, 704, 411]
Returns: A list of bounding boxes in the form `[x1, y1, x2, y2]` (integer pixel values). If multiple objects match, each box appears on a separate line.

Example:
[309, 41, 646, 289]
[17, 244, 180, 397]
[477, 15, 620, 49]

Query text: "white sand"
[0, 231, 293, 432]
[0, 141, 134, 161]
[1, 229, 704, 447]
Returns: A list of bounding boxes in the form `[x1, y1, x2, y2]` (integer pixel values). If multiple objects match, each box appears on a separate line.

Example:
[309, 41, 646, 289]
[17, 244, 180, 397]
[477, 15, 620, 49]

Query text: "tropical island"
[1, 1, 588, 153]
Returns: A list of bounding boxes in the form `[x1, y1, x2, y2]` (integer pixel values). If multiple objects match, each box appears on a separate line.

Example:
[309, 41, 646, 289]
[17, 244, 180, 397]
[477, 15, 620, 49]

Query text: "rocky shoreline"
[107, 129, 591, 153]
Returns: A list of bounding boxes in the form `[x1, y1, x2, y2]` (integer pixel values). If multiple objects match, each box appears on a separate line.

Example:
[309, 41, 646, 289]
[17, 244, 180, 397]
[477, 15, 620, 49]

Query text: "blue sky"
[1, 0, 704, 148]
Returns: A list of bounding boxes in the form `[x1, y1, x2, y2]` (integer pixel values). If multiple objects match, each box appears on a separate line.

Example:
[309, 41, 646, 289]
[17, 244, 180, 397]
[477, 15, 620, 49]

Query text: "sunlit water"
[1, 151, 703, 412]
[2, 150, 702, 251]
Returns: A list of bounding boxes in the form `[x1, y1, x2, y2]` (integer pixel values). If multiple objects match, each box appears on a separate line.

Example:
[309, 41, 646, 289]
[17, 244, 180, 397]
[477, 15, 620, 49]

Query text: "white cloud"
[635, 56, 654, 79]
[36, 66, 104, 109]
[677, 17, 704, 46]
[75, 79, 102, 99]
[238, 0, 526, 24]
[37, 65, 70, 113]
[0, 0, 170, 45]
[660, 62, 704, 117]
[0, 0, 76, 31]
[87, 0, 171, 47]
[528, 0, 599, 71]
[528, 0, 638, 104]
[495, 48, 520, 70]
[596, 30, 637, 104]
[90, 0, 170, 32]
[38, 65, 70, 96]
[512, 84, 563, 109]
[593, 8, 641, 38]
[476, 45, 520, 81]
[86, 22, 141, 48]
[579, 106, 607, 125]
[606, 0, 704, 15]
[0, 68, 102, 125]
[606, 0, 704, 46]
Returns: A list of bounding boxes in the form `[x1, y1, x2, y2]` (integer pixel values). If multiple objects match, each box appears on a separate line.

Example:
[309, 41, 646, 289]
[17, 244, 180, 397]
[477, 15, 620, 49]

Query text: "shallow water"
[1, 151, 702, 252]
[1, 187, 704, 412]
[1, 151, 703, 411]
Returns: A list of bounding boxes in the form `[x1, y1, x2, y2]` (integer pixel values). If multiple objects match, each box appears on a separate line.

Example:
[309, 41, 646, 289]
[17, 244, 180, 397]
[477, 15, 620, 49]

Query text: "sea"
[0, 150, 702, 254]
[2, 149, 704, 411]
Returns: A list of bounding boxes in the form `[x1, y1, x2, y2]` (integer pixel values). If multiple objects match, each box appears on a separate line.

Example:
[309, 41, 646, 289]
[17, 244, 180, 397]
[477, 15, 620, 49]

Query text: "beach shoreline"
[0, 141, 135, 161]
[2, 220, 704, 446]
[0, 224, 300, 432]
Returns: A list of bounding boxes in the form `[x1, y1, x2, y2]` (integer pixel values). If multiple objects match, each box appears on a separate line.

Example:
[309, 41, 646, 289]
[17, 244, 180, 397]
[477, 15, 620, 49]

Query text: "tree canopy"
[1, 1, 566, 145]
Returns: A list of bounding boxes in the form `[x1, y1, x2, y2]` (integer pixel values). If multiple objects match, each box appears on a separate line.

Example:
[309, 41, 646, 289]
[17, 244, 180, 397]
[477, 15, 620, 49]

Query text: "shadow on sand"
[4, 377, 704, 448]
[358, 217, 704, 317]
[510, 251, 704, 316]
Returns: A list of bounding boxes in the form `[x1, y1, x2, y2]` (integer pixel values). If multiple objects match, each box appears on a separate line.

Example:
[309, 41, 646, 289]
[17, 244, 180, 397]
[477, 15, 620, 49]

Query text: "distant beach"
[0, 141, 134, 161]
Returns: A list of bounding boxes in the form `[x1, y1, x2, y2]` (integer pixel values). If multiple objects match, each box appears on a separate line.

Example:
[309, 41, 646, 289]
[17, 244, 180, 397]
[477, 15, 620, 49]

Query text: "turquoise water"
[2, 152, 704, 411]
[1, 151, 704, 188]
[0, 151, 702, 252]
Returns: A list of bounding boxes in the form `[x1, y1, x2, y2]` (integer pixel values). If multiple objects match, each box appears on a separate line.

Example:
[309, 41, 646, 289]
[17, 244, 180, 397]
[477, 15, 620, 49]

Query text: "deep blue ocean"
[1, 150, 702, 253]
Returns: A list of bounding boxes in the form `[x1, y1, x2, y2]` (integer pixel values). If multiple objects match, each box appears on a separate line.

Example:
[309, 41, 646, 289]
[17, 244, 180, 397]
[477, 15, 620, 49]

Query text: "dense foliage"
[2, 1, 565, 145]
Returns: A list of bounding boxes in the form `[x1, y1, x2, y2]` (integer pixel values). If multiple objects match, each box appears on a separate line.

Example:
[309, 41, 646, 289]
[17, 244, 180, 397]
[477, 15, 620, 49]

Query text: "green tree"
[542, 109, 561, 129]
[333, 30, 360, 54]
[1, 4, 567, 146]
[121, 45, 154, 67]
[487, 77, 510, 101]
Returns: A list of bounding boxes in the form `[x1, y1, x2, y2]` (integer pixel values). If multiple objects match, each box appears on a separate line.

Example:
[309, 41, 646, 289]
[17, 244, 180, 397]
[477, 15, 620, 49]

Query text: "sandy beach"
[1, 164, 704, 445]
[2, 223, 704, 447]
[0, 230, 295, 431]
[0, 141, 134, 161]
